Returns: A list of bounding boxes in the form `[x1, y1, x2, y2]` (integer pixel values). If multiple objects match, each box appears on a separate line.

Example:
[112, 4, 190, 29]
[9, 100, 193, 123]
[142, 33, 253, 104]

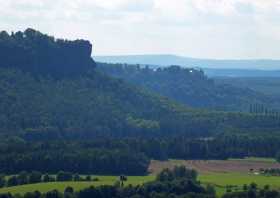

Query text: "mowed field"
[0, 176, 155, 194]
[150, 158, 280, 196]
[149, 157, 280, 174]
[1, 158, 280, 196]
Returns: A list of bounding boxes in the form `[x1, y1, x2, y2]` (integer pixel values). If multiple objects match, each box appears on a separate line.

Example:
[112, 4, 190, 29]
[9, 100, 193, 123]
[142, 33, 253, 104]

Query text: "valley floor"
[1, 158, 280, 196]
[0, 176, 155, 194]
[151, 158, 280, 196]
[149, 158, 280, 174]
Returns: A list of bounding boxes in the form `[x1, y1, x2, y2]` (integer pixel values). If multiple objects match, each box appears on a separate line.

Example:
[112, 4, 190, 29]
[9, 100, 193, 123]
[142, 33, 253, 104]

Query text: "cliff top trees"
[0, 28, 95, 78]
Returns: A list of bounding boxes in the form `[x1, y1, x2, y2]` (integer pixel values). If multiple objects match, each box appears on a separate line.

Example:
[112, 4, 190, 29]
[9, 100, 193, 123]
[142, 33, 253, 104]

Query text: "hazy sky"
[1, 0, 280, 59]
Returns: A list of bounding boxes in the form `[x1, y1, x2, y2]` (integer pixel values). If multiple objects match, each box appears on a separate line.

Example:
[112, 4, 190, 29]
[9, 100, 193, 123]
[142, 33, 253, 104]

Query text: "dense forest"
[215, 77, 280, 100]
[97, 63, 278, 111]
[1, 29, 280, 175]
[0, 28, 95, 77]
[2, 133, 280, 175]
[1, 66, 280, 140]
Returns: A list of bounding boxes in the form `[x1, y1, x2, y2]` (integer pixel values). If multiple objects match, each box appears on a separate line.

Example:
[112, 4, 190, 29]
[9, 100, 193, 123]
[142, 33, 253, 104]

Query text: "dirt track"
[149, 159, 280, 174]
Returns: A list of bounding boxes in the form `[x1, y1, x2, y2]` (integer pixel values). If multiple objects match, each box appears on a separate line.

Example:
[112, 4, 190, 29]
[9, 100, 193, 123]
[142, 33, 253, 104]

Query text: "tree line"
[1, 134, 280, 175]
[0, 138, 149, 175]
[249, 103, 280, 118]
[0, 171, 96, 188]
[0, 166, 217, 198]
[259, 169, 280, 176]
[223, 183, 280, 198]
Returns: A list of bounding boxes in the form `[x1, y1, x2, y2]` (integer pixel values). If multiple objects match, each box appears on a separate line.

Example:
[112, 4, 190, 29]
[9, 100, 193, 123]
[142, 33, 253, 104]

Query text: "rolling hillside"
[94, 54, 280, 70]
[0, 29, 280, 141]
[97, 63, 278, 111]
[0, 29, 218, 139]
[0, 29, 280, 176]
[215, 77, 280, 99]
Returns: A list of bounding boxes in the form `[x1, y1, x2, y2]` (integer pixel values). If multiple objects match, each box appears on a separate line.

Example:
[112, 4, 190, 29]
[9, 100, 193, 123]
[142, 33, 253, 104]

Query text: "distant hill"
[1, 29, 279, 140]
[215, 77, 280, 99]
[97, 63, 279, 111]
[204, 68, 280, 77]
[94, 54, 280, 77]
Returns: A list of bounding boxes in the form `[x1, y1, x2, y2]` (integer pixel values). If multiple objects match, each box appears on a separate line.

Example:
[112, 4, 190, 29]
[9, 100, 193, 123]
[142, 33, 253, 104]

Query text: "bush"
[0, 174, 5, 188]
[73, 174, 81, 181]
[92, 178, 99, 182]
[156, 166, 197, 182]
[7, 176, 18, 187]
[64, 186, 74, 194]
[85, 175, 91, 181]
[43, 174, 55, 183]
[17, 171, 28, 185]
[29, 171, 42, 184]
[57, 172, 73, 182]
[45, 190, 62, 198]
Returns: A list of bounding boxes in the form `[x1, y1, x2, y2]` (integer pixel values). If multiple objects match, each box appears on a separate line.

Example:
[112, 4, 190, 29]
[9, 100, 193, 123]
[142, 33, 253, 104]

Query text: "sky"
[0, 0, 280, 59]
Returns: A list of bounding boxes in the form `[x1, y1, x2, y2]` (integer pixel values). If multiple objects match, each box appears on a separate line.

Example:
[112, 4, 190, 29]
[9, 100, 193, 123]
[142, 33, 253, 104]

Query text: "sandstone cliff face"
[0, 28, 95, 78]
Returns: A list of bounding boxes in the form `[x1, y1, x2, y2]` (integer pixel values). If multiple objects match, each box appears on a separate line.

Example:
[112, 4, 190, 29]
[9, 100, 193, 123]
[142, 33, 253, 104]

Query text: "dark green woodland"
[0, 29, 280, 176]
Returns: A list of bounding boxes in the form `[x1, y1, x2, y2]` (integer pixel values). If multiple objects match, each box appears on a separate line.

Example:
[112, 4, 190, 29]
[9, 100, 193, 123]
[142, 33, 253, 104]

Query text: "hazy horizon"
[1, 0, 280, 59]
[94, 54, 280, 61]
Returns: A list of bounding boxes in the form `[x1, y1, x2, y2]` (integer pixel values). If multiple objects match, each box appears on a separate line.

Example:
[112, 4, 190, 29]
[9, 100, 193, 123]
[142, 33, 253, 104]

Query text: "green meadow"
[228, 157, 277, 163]
[0, 176, 155, 195]
[199, 172, 280, 196]
[1, 159, 280, 196]
[2, 173, 280, 196]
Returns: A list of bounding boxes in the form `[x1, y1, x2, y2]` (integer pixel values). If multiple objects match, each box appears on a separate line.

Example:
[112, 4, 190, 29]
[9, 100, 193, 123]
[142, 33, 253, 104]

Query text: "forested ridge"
[1, 29, 279, 139]
[97, 63, 278, 111]
[0, 28, 95, 77]
[1, 29, 280, 175]
[2, 134, 280, 174]
[1, 67, 280, 140]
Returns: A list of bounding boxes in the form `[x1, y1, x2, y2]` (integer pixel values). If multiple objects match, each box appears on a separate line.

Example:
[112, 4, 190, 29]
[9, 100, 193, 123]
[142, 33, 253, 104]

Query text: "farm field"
[228, 157, 277, 163]
[0, 176, 155, 194]
[200, 172, 280, 196]
[149, 158, 280, 174]
[150, 159, 280, 196]
[1, 158, 280, 196]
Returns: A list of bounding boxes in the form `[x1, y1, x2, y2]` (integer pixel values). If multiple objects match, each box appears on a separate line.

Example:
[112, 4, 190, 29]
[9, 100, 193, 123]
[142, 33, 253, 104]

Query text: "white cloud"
[193, 0, 237, 16]
[244, 0, 280, 10]
[0, 0, 280, 59]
